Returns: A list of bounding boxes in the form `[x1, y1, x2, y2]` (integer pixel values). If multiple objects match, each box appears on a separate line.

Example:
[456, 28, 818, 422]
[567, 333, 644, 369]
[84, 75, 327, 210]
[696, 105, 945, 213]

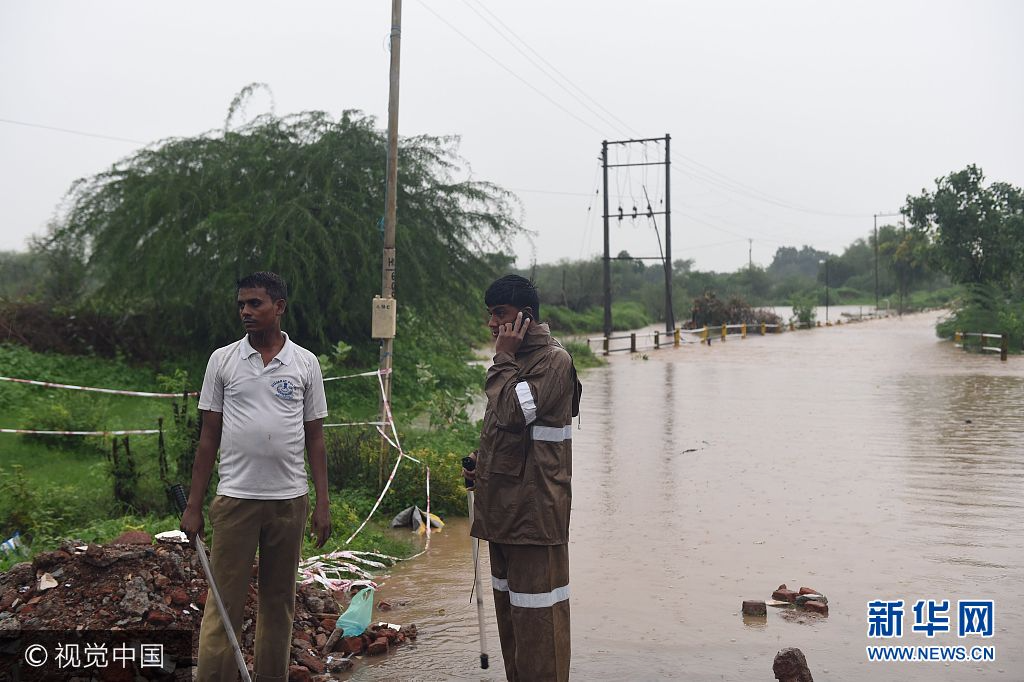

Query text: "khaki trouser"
[197, 495, 308, 682]
[488, 543, 571, 681]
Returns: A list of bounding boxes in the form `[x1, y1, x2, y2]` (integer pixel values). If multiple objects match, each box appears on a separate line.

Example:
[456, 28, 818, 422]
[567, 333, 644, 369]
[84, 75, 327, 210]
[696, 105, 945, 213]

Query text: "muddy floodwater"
[348, 311, 1023, 681]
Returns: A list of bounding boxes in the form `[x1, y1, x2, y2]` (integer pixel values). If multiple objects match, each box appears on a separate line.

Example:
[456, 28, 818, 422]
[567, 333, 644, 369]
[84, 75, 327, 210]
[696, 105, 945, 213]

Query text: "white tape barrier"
[323, 368, 391, 383]
[3, 366, 437, 562]
[0, 375, 196, 398]
[324, 421, 388, 428]
[1, 428, 161, 436]
[2, 368, 392, 436]
[298, 550, 391, 593]
[342, 371, 427, 547]
[1, 367, 387, 398]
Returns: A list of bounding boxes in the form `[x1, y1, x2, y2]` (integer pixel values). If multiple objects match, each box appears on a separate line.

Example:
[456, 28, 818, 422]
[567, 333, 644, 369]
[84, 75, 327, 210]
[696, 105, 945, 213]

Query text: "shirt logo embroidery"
[271, 379, 296, 400]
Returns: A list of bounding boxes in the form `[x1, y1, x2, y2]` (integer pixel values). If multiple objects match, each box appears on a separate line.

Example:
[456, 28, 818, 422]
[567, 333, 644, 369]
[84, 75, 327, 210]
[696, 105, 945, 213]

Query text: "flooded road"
[350, 312, 1024, 680]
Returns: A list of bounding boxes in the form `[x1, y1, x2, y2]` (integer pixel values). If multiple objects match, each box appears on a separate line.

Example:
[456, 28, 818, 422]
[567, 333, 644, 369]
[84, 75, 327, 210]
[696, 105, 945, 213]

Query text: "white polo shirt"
[198, 332, 328, 500]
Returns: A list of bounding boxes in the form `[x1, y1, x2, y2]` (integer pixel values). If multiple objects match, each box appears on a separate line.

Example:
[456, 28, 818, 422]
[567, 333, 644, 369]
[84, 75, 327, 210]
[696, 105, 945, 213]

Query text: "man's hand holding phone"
[495, 310, 532, 355]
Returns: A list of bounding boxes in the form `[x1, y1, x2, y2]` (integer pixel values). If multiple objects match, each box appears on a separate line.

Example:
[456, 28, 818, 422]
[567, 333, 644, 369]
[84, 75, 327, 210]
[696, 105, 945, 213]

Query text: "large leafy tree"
[903, 165, 1024, 287]
[37, 90, 520, 357]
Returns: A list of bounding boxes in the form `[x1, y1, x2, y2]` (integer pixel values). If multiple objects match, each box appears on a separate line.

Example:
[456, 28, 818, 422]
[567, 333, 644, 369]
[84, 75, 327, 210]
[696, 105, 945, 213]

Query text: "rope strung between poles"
[2, 365, 436, 556]
[0, 367, 388, 398]
[323, 368, 391, 382]
[343, 370, 427, 546]
[0, 427, 161, 436]
[0, 375, 197, 398]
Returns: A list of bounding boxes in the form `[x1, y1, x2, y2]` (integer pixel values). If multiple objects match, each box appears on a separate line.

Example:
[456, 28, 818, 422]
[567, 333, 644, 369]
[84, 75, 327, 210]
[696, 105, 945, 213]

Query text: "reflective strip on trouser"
[530, 424, 572, 442]
[515, 382, 537, 425]
[491, 577, 570, 609]
[489, 543, 571, 682]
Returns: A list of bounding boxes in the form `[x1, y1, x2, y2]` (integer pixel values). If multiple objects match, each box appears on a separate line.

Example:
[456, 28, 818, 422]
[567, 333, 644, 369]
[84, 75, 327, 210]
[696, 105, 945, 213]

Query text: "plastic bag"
[336, 587, 375, 636]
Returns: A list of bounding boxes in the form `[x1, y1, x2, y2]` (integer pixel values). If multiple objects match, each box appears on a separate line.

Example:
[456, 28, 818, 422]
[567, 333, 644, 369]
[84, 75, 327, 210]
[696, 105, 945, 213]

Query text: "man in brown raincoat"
[463, 274, 580, 681]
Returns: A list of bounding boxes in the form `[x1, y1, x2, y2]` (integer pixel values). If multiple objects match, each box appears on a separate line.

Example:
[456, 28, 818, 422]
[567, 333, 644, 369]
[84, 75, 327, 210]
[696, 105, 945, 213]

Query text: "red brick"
[293, 650, 324, 674]
[168, 588, 190, 607]
[367, 637, 388, 656]
[146, 610, 174, 626]
[287, 665, 311, 682]
[112, 531, 152, 545]
[319, 618, 337, 630]
[772, 589, 798, 603]
[742, 600, 767, 616]
[340, 636, 364, 655]
[802, 601, 829, 616]
[798, 587, 821, 596]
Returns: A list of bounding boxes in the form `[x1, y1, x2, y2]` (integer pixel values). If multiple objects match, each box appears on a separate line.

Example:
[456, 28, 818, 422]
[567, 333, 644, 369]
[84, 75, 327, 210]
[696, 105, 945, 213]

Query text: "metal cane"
[462, 456, 489, 670]
[170, 484, 253, 682]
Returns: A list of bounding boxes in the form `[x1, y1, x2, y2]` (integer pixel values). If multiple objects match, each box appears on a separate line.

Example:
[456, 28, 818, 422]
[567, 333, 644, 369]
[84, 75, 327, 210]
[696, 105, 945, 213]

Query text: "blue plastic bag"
[336, 587, 375, 636]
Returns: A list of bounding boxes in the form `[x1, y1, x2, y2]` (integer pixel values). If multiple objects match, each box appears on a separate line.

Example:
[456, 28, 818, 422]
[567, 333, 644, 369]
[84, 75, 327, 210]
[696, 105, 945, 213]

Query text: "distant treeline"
[522, 164, 1023, 344]
[519, 228, 954, 333]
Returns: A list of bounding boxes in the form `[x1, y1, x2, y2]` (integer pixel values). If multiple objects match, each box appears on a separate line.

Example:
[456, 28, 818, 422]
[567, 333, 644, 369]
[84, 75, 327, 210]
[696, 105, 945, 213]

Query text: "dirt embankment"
[0, 535, 415, 681]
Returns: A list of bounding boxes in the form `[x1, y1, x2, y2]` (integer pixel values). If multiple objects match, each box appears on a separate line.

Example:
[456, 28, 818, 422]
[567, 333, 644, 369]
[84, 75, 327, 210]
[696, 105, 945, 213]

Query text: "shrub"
[689, 291, 782, 327]
[561, 339, 603, 369]
[790, 295, 817, 328]
[22, 393, 108, 453]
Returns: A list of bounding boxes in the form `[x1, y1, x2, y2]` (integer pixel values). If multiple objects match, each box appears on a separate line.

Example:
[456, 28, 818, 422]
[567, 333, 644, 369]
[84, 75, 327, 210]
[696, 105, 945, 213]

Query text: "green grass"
[0, 343, 457, 570]
[543, 302, 652, 335]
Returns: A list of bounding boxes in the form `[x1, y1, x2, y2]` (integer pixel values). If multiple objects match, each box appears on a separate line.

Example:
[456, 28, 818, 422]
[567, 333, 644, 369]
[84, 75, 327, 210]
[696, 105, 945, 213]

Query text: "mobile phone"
[521, 307, 534, 323]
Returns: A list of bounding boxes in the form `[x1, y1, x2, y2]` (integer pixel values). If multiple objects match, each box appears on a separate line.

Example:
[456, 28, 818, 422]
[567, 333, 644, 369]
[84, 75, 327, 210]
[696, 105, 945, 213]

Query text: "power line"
[506, 187, 594, 197]
[460, 0, 624, 134]
[467, 0, 636, 135]
[416, 2, 610, 138]
[426, 4, 872, 222]
[0, 117, 145, 145]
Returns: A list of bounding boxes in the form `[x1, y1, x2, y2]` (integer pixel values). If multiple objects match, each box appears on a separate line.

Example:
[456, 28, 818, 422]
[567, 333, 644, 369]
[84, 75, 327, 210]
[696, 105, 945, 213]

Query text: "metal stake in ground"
[462, 456, 489, 670]
[170, 484, 253, 682]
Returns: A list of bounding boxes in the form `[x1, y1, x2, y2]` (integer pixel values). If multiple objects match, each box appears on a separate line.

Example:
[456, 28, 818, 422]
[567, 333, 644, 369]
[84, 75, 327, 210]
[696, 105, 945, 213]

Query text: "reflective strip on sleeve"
[491, 577, 570, 608]
[530, 424, 573, 442]
[515, 382, 537, 425]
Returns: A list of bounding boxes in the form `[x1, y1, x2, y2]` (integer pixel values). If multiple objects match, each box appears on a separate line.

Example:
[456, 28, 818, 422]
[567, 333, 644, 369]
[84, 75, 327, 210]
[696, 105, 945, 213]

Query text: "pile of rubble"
[742, 583, 829, 620]
[0, 533, 416, 680]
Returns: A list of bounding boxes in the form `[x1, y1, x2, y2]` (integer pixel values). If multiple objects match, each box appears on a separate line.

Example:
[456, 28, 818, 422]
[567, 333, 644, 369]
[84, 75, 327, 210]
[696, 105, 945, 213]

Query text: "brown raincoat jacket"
[471, 322, 577, 545]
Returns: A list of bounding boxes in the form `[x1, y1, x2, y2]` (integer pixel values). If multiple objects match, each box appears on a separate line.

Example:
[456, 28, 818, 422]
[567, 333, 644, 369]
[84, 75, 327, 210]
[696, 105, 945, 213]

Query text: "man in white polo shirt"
[180, 271, 331, 682]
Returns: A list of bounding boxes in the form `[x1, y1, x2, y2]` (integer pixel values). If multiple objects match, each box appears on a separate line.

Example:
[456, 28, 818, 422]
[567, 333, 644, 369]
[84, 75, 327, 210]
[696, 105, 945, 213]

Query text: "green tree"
[35, 87, 521, 358]
[767, 245, 830, 280]
[903, 165, 1024, 287]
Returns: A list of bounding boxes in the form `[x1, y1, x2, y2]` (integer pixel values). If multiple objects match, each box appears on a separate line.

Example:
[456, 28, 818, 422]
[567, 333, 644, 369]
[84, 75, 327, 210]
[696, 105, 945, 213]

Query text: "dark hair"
[237, 271, 288, 302]
[485, 274, 540, 321]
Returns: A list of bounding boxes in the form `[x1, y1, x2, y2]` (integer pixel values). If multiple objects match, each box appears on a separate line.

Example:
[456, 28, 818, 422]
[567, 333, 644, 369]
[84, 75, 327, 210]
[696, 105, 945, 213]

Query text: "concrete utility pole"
[602, 135, 674, 335]
[873, 211, 900, 313]
[377, 0, 402, 479]
[602, 141, 611, 338]
[663, 134, 674, 333]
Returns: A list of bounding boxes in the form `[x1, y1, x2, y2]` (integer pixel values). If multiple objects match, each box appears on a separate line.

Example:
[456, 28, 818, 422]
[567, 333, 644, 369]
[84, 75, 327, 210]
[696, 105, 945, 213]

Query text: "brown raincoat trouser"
[489, 542, 571, 682]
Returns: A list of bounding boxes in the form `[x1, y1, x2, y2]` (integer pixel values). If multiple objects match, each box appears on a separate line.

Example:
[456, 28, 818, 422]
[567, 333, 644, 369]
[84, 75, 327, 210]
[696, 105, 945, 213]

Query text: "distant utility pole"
[748, 238, 753, 271]
[873, 211, 900, 312]
[602, 134, 674, 335]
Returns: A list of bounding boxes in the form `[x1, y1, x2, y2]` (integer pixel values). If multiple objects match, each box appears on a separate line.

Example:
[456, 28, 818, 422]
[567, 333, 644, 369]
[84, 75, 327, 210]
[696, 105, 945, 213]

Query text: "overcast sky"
[1, 1, 1021, 273]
